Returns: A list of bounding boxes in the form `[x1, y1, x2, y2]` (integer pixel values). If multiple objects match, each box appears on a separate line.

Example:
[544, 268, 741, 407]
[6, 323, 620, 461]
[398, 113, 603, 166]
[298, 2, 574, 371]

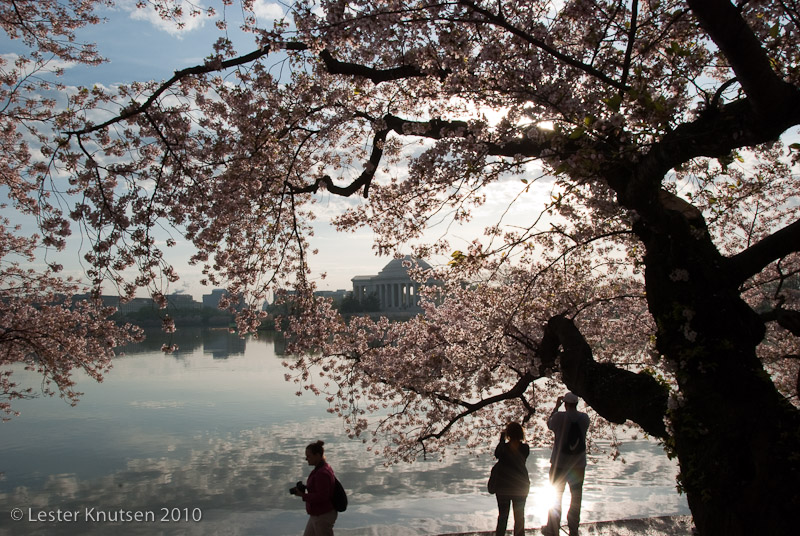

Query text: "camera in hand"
[289, 481, 306, 495]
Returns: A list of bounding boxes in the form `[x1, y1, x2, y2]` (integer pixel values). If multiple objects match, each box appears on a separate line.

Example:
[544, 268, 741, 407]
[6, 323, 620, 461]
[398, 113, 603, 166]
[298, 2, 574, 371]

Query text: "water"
[0, 329, 689, 535]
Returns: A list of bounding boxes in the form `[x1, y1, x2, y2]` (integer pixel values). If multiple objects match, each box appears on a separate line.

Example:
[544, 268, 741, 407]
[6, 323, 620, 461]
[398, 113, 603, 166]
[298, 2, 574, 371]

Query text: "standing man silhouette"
[543, 392, 590, 536]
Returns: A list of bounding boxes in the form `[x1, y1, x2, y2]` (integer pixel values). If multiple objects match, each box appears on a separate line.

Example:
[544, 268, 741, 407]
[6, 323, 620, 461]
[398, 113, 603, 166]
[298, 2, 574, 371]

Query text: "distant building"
[202, 288, 245, 311]
[315, 289, 349, 303]
[351, 256, 438, 313]
[202, 289, 228, 309]
[73, 290, 230, 314]
[266, 289, 348, 310]
[71, 293, 154, 314]
[116, 297, 156, 314]
[166, 293, 202, 311]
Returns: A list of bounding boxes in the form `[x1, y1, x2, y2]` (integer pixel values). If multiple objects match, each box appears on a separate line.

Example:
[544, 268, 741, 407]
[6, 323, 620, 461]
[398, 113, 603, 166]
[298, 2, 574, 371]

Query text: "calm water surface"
[0, 329, 688, 535]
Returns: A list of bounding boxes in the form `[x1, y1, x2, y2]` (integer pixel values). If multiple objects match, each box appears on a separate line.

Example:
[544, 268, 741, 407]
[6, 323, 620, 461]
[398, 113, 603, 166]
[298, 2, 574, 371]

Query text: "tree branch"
[383, 113, 557, 158]
[67, 44, 306, 136]
[540, 314, 669, 438]
[620, 97, 800, 209]
[727, 218, 800, 286]
[761, 308, 800, 337]
[288, 128, 389, 198]
[457, 0, 626, 89]
[66, 39, 450, 141]
[415, 371, 536, 443]
[687, 0, 797, 119]
[619, 0, 639, 95]
[319, 49, 449, 83]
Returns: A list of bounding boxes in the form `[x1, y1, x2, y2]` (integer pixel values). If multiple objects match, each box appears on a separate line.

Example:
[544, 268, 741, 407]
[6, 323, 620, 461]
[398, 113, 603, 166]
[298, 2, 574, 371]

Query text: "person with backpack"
[490, 422, 530, 536]
[542, 392, 590, 536]
[291, 440, 342, 536]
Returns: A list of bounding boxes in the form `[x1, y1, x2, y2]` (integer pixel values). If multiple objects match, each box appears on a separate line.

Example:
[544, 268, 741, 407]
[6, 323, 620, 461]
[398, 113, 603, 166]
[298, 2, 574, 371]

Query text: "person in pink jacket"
[291, 440, 337, 536]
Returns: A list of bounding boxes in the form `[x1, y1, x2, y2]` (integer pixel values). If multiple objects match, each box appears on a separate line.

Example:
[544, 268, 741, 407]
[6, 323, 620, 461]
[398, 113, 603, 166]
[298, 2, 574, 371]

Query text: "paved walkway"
[437, 515, 694, 536]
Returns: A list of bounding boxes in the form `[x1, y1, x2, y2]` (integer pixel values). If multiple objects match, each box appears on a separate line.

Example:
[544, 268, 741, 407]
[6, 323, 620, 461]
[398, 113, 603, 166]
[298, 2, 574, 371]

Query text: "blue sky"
[2, 1, 549, 298]
[62, 1, 285, 86]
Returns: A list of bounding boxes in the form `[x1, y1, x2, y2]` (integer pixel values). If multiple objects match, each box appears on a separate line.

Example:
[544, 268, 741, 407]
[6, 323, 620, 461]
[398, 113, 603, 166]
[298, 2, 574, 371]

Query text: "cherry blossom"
[2, 1, 800, 534]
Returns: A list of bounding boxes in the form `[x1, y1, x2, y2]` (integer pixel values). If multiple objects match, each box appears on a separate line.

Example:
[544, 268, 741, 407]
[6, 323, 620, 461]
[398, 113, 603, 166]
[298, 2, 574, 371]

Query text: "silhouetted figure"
[291, 440, 337, 536]
[543, 393, 590, 536]
[492, 422, 530, 536]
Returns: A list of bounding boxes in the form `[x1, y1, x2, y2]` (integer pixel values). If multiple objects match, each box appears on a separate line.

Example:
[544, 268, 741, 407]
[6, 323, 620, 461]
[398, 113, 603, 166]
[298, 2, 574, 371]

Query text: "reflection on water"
[117, 327, 251, 359]
[0, 330, 688, 535]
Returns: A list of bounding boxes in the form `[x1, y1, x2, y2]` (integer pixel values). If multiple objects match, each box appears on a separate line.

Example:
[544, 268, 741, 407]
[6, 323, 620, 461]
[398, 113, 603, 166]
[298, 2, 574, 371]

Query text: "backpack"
[561, 419, 586, 455]
[332, 477, 348, 512]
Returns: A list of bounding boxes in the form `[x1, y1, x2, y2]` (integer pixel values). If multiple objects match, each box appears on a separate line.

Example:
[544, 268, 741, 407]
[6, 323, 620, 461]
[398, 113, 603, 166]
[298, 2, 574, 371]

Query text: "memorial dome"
[377, 256, 432, 278]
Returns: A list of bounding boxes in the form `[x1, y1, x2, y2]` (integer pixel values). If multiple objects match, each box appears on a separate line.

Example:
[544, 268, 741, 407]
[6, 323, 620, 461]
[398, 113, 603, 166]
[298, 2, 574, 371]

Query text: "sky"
[3, 0, 553, 300]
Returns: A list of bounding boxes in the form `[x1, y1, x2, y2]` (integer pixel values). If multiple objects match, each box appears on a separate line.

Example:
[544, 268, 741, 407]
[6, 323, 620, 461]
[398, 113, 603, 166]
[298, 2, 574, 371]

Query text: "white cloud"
[1, 52, 76, 73]
[123, 0, 209, 36]
[252, 0, 285, 21]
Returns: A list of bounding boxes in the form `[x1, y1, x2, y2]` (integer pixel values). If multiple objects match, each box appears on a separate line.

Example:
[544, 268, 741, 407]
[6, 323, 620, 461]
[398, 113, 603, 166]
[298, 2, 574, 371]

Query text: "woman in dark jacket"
[493, 422, 530, 536]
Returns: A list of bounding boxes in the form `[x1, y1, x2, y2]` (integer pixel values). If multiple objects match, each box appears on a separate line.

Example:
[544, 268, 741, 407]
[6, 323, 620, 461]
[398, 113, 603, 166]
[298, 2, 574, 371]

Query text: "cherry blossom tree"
[0, 217, 141, 419]
[0, 0, 142, 418]
[3, 1, 800, 534]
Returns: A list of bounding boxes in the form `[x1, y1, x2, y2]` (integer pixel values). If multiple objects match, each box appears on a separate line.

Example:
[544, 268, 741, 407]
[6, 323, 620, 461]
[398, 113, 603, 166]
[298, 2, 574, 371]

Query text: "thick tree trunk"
[669, 361, 800, 536]
[639, 210, 800, 536]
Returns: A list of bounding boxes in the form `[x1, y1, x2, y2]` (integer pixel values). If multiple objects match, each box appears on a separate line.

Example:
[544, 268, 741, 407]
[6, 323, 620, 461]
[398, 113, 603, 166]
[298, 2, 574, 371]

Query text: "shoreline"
[437, 515, 694, 536]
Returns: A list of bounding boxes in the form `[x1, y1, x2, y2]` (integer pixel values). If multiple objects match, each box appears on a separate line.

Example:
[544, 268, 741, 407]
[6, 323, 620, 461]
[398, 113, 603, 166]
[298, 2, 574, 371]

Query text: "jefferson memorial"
[351, 256, 436, 312]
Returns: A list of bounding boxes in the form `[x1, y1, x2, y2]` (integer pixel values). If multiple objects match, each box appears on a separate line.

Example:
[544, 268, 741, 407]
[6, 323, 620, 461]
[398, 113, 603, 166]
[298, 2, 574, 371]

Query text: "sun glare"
[527, 481, 558, 527]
